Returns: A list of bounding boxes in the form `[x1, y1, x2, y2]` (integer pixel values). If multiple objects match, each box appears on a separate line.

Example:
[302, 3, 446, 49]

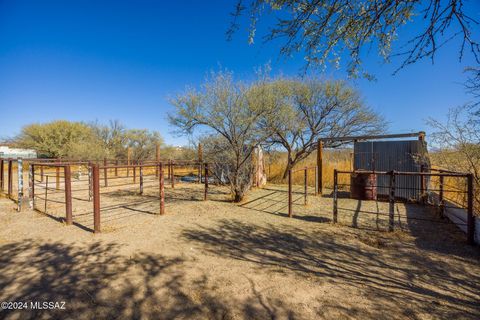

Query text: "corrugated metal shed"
[353, 140, 430, 200]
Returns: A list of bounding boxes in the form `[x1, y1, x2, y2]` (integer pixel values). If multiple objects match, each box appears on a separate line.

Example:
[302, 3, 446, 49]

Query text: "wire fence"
[286, 166, 318, 217]
[0, 158, 229, 233]
[332, 169, 477, 245]
[2, 157, 478, 244]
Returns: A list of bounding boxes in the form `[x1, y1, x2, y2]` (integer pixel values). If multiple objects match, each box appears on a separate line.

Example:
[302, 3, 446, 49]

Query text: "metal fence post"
[56, 167, 60, 190]
[204, 163, 208, 201]
[439, 175, 444, 218]
[304, 168, 308, 205]
[314, 166, 318, 196]
[44, 175, 49, 213]
[29, 164, 34, 209]
[159, 163, 165, 215]
[115, 160, 118, 177]
[317, 141, 323, 195]
[64, 165, 73, 225]
[40, 165, 44, 182]
[156, 144, 160, 177]
[168, 160, 171, 180]
[93, 164, 101, 233]
[420, 164, 425, 204]
[127, 148, 131, 177]
[198, 162, 202, 184]
[7, 159, 13, 198]
[288, 169, 292, 217]
[467, 174, 475, 245]
[0, 159, 4, 191]
[139, 165, 143, 195]
[17, 159, 23, 211]
[103, 158, 108, 187]
[88, 162, 93, 201]
[389, 171, 396, 232]
[333, 169, 338, 223]
[171, 161, 175, 189]
[133, 161, 137, 183]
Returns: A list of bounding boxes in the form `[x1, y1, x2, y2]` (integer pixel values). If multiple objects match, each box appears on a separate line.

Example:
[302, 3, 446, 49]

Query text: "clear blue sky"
[1, 0, 479, 146]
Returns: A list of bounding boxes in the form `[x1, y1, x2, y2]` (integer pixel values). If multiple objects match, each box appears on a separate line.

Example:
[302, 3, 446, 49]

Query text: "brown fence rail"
[332, 170, 476, 245]
[0, 158, 218, 233]
[287, 166, 318, 217]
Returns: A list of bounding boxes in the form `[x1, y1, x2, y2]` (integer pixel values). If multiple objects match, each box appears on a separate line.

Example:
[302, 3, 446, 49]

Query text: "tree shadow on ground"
[183, 219, 480, 319]
[402, 202, 477, 256]
[0, 239, 304, 320]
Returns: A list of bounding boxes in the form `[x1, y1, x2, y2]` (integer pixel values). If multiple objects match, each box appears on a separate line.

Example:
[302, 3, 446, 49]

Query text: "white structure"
[253, 146, 267, 187]
[0, 146, 37, 159]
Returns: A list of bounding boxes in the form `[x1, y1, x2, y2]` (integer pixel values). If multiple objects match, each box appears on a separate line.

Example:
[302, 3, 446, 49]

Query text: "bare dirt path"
[0, 183, 479, 319]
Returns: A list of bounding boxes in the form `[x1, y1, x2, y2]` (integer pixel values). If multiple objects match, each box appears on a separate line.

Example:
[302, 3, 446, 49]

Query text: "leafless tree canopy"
[427, 105, 480, 209]
[465, 66, 480, 103]
[255, 79, 384, 177]
[228, 0, 479, 78]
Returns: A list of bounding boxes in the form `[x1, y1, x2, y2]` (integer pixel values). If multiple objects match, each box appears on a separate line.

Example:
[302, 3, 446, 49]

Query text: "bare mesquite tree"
[200, 134, 255, 193]
[169, 71, 272, 202]
[256, 79, 384, 178]
[427, 105, 480, 209]
[124, 129, 163, 161]
[88, 121, 163, 161]
[228, 0, 479, 78]
[90, 120, 129, 158]
[465, 66, 480, 104]
[90, 121, 164, 161]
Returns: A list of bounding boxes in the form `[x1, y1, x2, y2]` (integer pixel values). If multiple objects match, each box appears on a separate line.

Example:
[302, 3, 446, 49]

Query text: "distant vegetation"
[11, 120, 170, 161]
[266, 149, 352, 189]
[428, 105, 480, 212]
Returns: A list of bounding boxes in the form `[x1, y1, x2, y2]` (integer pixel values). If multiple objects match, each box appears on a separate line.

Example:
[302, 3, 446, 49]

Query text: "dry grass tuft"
[266, 149, 352, 189]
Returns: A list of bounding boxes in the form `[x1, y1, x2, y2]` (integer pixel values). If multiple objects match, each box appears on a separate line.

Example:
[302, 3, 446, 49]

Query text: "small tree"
[90, 121, 163, 161]
[200, 134, 255, 192]
[15, 120, 100, 159]
[90, 120, 129, 159]
[169, 71, 270, 202]
[125, 129, 164, 161]
[428, 105, 480, 188]
[256, 79, 384, 178]
[14, 120, 164, 160]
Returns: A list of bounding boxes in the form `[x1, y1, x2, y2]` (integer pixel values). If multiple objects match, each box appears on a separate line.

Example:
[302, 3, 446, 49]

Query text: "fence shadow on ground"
[240, 185, 330, 223]
[0, 240, 301, 319]
[35, 183, 232, 233]
[334, 190, 474, 253]
[182, 219, 480, 319]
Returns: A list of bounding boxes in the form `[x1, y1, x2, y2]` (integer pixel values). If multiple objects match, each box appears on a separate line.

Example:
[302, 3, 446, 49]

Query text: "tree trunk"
[282, 151, 294, 180]
[233, 190, 243, 202]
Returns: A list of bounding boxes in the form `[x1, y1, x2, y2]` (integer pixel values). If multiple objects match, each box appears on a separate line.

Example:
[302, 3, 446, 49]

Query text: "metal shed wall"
[353, 140, 429, 200]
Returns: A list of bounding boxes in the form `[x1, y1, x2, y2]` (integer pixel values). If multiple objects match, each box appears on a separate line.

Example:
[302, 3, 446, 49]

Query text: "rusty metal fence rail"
[333, 169, 476, 245]
[287, 166, 318, 217]
[30, 163, 73, 225]
[90, 161, 212, 233]
[0, 158, 217, 233]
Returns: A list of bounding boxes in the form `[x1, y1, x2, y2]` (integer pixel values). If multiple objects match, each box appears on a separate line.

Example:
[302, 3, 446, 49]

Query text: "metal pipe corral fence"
[333, 169, 476, 245]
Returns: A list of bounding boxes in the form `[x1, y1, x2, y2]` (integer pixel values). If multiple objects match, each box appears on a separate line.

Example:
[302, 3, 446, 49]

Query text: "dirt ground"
[0, 178, 479, 319]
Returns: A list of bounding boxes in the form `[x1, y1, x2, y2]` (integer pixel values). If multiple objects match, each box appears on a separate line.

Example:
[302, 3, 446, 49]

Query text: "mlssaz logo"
[30, 301, 66, 310]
